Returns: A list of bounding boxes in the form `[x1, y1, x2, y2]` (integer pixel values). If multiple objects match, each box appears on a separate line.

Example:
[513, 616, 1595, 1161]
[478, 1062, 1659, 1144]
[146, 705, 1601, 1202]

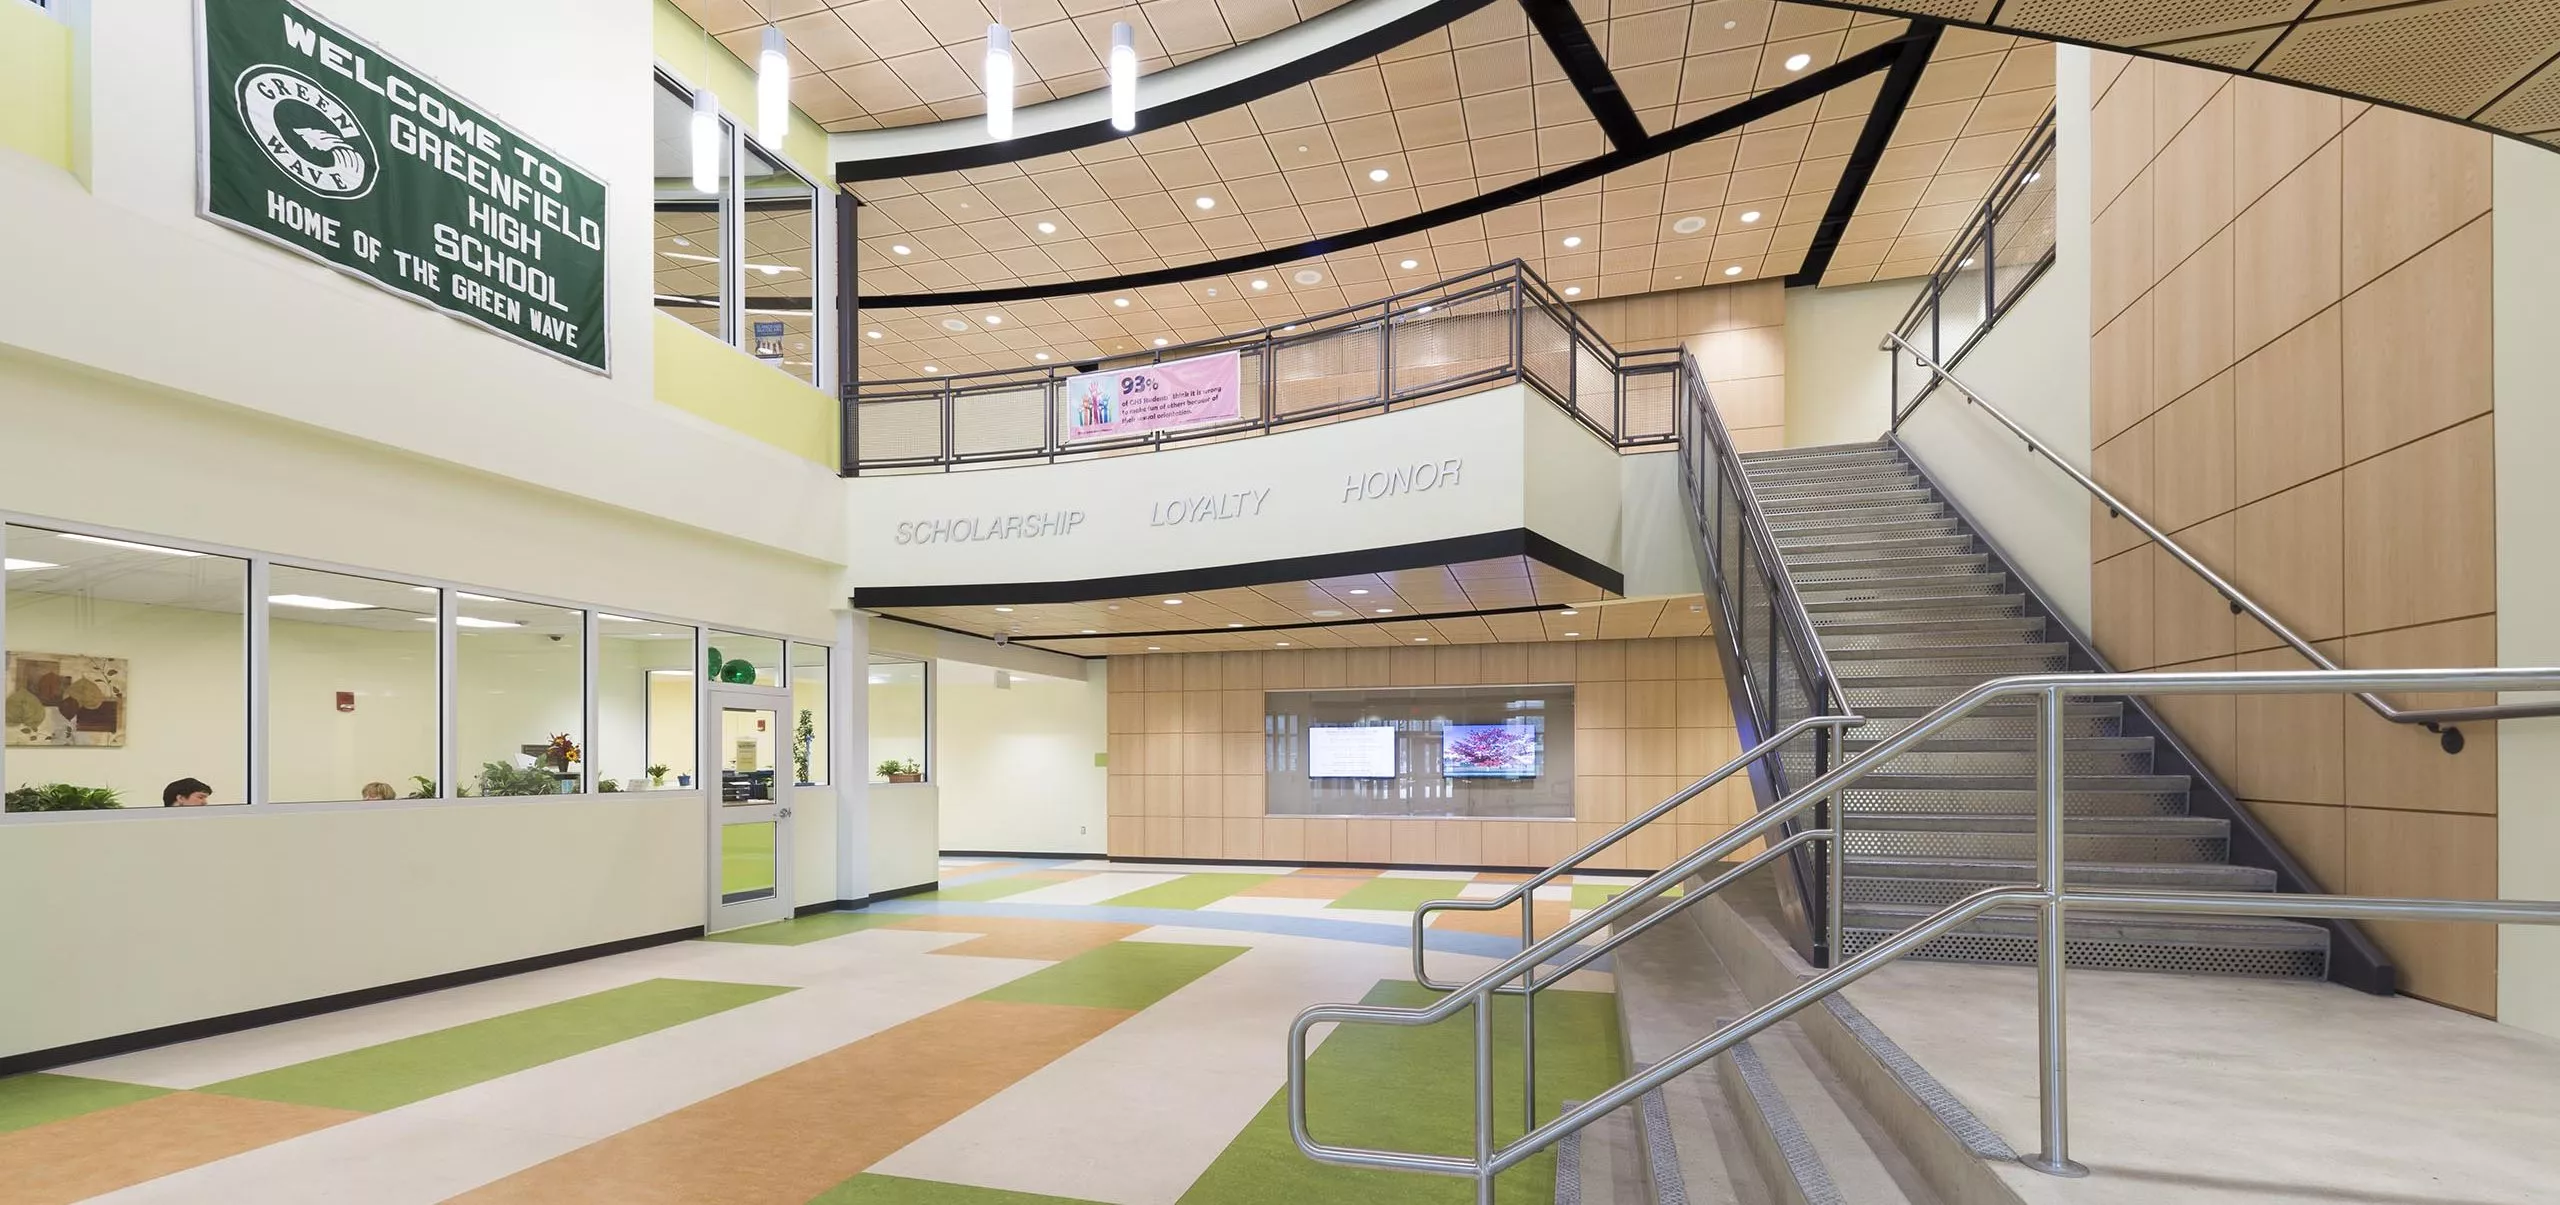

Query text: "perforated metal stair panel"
[1740, 440, 2330, 982]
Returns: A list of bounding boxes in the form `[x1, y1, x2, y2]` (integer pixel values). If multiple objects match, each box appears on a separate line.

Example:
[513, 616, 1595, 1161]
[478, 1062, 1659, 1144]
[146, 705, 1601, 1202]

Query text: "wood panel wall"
[1574, 279, 1787, 450]
[1104, 637, 1745, 870]
[2084, 51, 2499, 1013]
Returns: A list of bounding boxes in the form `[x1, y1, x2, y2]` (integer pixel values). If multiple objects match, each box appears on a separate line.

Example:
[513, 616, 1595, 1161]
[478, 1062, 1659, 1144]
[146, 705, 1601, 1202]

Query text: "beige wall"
[1575, 280, 1787, 451]
[2084, 51, 2499, 1013]
[1104, 637, 1745, 870]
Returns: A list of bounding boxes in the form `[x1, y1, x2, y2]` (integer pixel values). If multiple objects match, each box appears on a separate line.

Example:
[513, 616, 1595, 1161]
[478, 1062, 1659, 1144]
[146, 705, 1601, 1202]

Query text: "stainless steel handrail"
[1880, 331, 2560, 752]
[1286, 667, 2560, 1200]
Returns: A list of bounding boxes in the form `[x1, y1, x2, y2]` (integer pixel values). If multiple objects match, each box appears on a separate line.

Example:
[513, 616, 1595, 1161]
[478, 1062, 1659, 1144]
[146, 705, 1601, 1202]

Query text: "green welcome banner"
[197, 0, 611, 373]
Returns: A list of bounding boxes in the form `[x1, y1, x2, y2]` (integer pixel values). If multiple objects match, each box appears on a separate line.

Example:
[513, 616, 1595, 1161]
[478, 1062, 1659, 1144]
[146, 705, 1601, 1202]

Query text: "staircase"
[1740, 440, 2330, 980]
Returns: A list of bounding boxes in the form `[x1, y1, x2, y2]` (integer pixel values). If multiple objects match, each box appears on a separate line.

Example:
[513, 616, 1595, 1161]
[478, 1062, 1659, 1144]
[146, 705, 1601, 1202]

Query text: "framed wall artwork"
[4, 652, 130, 747]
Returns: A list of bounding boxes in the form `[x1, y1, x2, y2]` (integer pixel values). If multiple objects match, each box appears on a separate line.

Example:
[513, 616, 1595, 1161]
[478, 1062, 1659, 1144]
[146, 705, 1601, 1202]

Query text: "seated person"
[360, 781, 397, 801]
[162, 778, 212, 807]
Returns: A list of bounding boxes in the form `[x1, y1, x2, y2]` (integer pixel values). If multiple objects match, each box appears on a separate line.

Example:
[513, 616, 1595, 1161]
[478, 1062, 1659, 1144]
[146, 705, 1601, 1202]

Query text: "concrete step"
[1610, 902, 1786, 1205]
[1840, 903, 2330, 980]
[1554, 1098, 1649, 1205]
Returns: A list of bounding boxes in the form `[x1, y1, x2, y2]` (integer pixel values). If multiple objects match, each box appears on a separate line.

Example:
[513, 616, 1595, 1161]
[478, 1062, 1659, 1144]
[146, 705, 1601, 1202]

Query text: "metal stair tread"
[1823, 641, 2069, 660]
[1843, 902, 2331, 948]
[1841, 735, 2148, 751]
[1844, 813, 2225, 836]
[1850, 772, 2189, 792]
[1844, 855, 2277, 888]
[1847, 699, 2121, 719]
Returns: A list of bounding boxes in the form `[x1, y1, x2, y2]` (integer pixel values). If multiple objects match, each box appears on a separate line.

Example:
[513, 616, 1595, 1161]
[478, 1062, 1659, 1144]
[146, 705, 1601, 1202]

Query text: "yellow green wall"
[654, 313, 838, 466]
[0, 3, 72, 171]
[651, 0, 834, 187]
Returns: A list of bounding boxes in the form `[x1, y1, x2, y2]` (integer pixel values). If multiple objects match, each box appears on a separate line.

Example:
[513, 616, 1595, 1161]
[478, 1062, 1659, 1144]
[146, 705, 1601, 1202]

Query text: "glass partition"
[790, 641, 829, 785]
[742, 142, 818, 385]
[599, 615, 695, 792]
[455, 595, 584, 796]
[4, 525, 248, 810]
[706, 629, 781, 688]
[1263, 685, 1576, 819]
[868, 653, 926, 782]
[267, 567, 439, 803]
[652, 74, 727, 340]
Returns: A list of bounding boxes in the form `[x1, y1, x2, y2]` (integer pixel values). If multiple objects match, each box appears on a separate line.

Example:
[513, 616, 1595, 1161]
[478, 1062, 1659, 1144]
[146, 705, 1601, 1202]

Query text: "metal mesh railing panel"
[950, 384, 1049, 458]
[855, 395, 946, 463]
[1621, 367, 1677, 440]
[1573, 340, 1615, 436]
[1390, 292, 1512, 399]
[1271, 320, 1384, 417]
[1521, 301, 1572, 404]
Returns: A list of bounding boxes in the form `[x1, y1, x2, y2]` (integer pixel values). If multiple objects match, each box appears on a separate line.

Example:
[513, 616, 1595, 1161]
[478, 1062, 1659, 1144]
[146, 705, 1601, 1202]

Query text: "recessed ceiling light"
[59, 534, 201, 556]
[1560, 608, 1579, 616]
[1347, 589, 1369, 595]
[1194, 195, 1215, 210]
[2027, 172, 2042, 183]
[1153, 337, 1169, 346]
[1369, 168, 1390, 182]
[1562, 235, 1582, 248]
[1564, 286, 1581, 296]
[1724, 18, 1737, 28]
[1725, 265, 1744, 276]
[1163, 598, 1183, 605]
[983, 314, 1003, 325]
[942, 318, 970, 331]
[1672, 215, 1707, 235]
[1276, 641, 1291, 647]
[1960, 258, 1978, 269]
[866, 329, 883, 339]
[1295, 269, 1323, 285]
[1740, 210, 1762, 223]
[673, 236, 692, 247]
[1401, 259, 1418, 269]
[1413, 637, 1429, 643]
[1035, 352, 1051, 361]
[1297, 144, 1309, 152]
[922, 365, 938, 372]
[1564, 631, 1581, 637]
[1785, 53, 1812, 71]
[1206, 287, 1217, 296]
[1036, 221, 1057, 234]
[1081, 628, 1097, 634]
[994, 606, 1014, 613]
[4, 558, 57, 572]
[1283, 323, 1297, 331]
[1375, 607, 1394, 614]
[1114, 297, 1131, 307]
[1251, 279, 1268, 290]
[269, 594, 372, 611]
[1228, 622, 1245, 628]
[1147, 645, 1161, 651]
[437, 616, 523, 629]
[1417, 304, 1434, 313]
[1312, 610, 1342, 618]
[891, 244, 911, 255]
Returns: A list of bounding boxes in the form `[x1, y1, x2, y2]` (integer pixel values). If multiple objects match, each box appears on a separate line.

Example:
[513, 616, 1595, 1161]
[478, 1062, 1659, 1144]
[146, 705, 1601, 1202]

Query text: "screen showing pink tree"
[1441, 723, 1542, 779]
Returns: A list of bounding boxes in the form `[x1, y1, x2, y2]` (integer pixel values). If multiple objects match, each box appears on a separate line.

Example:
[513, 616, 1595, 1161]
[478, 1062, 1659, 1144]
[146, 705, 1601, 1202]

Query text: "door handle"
[776, 807, 793, 819]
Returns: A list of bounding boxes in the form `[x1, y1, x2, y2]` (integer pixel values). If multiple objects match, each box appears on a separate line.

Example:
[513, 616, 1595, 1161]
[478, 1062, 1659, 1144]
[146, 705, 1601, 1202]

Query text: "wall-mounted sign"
[752, 320, 785, 363]
[1064, 350, 1241, 442]
[196, 0, 611, 373]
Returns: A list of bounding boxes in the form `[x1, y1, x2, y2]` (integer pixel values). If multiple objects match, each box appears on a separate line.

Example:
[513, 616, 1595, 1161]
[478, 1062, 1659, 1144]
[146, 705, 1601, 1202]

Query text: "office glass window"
[790, 641, 829, 785]
[652, 75, 727, 340]
[599, 615, 695, 792]
[3, 525, 247, 810]
[741, 143, 818, 384]
[868, 654, 926, 782]
[267, 567, 439, 803]
[456, 595, 583, 796]
[706, 630, 781, 687]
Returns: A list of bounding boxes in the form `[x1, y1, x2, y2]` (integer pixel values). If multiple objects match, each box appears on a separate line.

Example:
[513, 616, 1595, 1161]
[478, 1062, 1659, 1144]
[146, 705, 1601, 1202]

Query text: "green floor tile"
[1180, 979, 1622, 1205]
[202, 978, 792, 1113]
[704, 910, 915, 945]
[811, 1174, 1111, 1204]
[976, 940, 1247, 1012]
[0, 1073, 168, 1133]
[1327, 877, 1475, 913]
[1570, 882, 1681, 911]
[1101, 873, 1276, 910]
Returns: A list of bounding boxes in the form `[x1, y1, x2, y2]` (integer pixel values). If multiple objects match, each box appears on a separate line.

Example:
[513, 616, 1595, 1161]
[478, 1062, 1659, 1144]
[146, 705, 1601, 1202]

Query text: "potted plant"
[794, 709, 815, 784]
[3, 783, 122, 811]
[646, 763, 670, 789]
[877, 758, 921, 784]
[475, 760, 561, 797]
[405, 775, 438, 799]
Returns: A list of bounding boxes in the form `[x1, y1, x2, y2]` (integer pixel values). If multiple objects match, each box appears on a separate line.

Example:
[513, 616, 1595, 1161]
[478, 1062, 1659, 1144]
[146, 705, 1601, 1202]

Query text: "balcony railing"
[1887, 110, 2057, 427]
[842, 261, 1679, 475]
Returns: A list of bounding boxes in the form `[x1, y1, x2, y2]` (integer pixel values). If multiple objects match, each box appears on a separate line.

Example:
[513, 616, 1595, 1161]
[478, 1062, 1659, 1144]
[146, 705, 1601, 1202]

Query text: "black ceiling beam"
[834, 0, 1505, 182]
[1787, 21, 1940, 288]
[1518, 0, 1648, 149]
[985, 601, 1573, 645]
[859, 32, 1917, 309]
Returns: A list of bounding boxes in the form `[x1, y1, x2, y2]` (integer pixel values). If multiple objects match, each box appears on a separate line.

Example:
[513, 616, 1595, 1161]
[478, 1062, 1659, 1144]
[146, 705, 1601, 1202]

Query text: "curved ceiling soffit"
[857, 29, 1932, 310]
[1785, 0, 2560, 152]
[830, 0, 1506, 183]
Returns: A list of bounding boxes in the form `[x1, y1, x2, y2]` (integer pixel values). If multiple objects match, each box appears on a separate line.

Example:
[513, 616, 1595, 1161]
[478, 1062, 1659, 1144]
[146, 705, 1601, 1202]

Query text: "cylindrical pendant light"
[689, 87, 719, 193]
[1109, 21, 1136, 132]
[985, 23, 1015, 140]
[757, 26, 790, 145]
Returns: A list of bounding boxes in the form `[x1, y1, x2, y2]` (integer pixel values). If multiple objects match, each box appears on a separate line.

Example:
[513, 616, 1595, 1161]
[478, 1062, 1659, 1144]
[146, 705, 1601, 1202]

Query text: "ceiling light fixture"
[1283, 323, 1297, 331]
[1347, 588, 1369, 595]
[672, 236, 691, 247]
[757, 26, 790, 144]
[689, 87, 719, 194]
[1154, 337, 1169, 346]
[1163, 597, 1183, 605]
[1564, 631, 1581, 637]
[1114, 297, 1131, 307]
[922, 364, 938, 372]
[435, 616, 524, 629]
[598, 614, 645, 623]
[1562, 235, 1581, 248]
[1251, 279, 1268, 290]
[1110, 22, 1137, 132]
[1369, 168, 1390, 182]
[1294, 269, 1322, 285]
[1227, 622, 1245, 628]
[1725, 265, 1743, 276]
[1194, 195, 1215, 210]
[1375, 607, 1393, 614]
[1401, 259, 1418, 269]
[1413, 637, 1429, 643]
[1146, 645, 1161, 651]
[983, 313, 1003, 325]
[891, 244, 911, 256]
[1276, 641, 1291, 647]
[1560, 608, 1579, 616]
[984, 23, 1015, 140]
[942, 317, 970, 331]
[4, 558, 57, 572]
[270, 594, 373, 611]
[1672, 215, 1706, 234]
[994, 606, 1014, 613]
[867, 330, 883, 339]
[58, 534, 201, 556]
[1081, 628, 1097, 634]
[1035, 352, 1051, 361]
[1740, 210, 1762, 223]
[1785, 52, 1812, 71]
[1036, 220, 1057, 234]
[1564, 286, 1581, 296]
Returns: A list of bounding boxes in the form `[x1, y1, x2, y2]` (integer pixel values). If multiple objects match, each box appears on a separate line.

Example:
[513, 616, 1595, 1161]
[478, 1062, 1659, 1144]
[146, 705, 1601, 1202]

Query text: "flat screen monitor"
[1441, 722, 1542, 779]
[1307, 725, 1397, 778]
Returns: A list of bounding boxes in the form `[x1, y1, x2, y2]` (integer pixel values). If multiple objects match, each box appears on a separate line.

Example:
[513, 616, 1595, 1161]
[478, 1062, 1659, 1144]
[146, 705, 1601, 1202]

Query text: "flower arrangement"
[544, 733, 581, 771]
